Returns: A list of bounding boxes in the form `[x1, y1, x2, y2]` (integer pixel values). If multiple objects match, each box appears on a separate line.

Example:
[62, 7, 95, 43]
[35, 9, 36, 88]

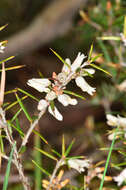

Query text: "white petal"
[48, 106, 63, 121]
[75, 76, 96, 96]
[37, 99, 48, 111]
[62, 58, 71, 74]
[68, 159, 90, 173]
[27, 78, 51, 92]
[71, 52, 86, 72]
[45, 91, 56, 101]
[118, 115, 126, 128]
[57, 72, 67, 83]
[82, 68, 95, 76]
[58, 94, 77, 106]
[113, 168, 126, 186]
[106, 114, 118, 126]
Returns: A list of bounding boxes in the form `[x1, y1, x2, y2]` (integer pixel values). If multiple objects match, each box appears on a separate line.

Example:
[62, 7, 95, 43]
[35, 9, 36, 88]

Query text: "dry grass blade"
[0, 62, 6, 106]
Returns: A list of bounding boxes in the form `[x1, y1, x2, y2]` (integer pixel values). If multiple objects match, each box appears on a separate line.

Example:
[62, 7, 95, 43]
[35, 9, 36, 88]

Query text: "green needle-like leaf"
[63, 90, 85, 100]
[35, 147, 57, 161]
[32, 160, 50, 177]
[2, 142, 16, 190]
[15, 93, 32, 122]
[65, 139, 75, 157]
[90, 63, 112, 76]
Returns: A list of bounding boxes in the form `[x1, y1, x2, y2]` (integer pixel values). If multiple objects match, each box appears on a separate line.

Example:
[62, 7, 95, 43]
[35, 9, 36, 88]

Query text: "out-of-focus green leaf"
[15, 93, 32, 122]
[18, 146, 27, 155]
[123, 16, 126, 37]
[98, 36, 120, 41]
[63, 90, 85, 100]
[35, 147, 57, 161]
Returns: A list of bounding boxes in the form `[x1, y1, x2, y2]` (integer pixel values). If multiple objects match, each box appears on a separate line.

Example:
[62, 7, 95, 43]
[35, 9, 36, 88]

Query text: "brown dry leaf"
[0, 62, 6, 106]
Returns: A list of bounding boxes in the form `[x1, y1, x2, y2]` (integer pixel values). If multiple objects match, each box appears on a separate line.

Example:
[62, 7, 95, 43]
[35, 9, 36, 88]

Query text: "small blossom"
[62, 58, 71, 74]
[45, 91, 56, 101]
[67, 159, 90, 173]
[113, 168, 126, 186]
[0, 42, 5, 53]
[48, 106, 63, 121]
[37, 99, 48, 111]
[75, 76, 96, 96]
[57, 94, 77, 106]
[71, 52, 86, 72]
[106, 114, 126, 128]
[27, 78, 51, 93]
[120, 33, 126, 46]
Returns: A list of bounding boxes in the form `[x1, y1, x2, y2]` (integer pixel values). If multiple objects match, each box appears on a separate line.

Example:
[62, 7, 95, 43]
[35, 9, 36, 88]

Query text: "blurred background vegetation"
[1, 0, 126, 189]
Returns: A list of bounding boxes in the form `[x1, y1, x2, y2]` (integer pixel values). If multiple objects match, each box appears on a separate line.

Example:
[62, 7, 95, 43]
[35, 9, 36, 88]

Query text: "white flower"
[48, 106, 63, 121]
[62, 58, 71, 74]
[71, 52, 86, 72]
[120, 33, 126, 46]
[45, 91, 56, 101]
[27, 78, 51, 93]
[67, 159, 90, 173]
[75, 76, 96, 96]
[0, 42, 5, 53]
[106, 114, 126, 128]
[57, 94, 77, 106]
[37, 99, 48, 111]
[81, 68, 95, 76]
[113, 168, 126, 186]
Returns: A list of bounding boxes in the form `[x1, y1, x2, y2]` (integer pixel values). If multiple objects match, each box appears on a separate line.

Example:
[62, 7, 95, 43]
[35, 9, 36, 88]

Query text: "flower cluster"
[27, 52, 96, 121]
[113, 168, 126, 186]
[106, 114, 126, 140]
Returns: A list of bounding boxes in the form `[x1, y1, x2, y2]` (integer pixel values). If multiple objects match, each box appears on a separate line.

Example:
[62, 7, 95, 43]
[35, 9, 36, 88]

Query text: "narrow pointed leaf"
[0, 65, 25, 72]
[2, 142, 16, 190]
[17, 88, 39, 101]
[8, 121, 24, 137]
[0, 56, 15, 65]
[90, 63, 112, 76]
[62, 135, 65, 156]
[0, 24, 8, 31]
[88, 44, 93, 61]
[33, 129, 48, 144]
[11, 108, 22, 122]
[98, 36, 120, 41]
[15, 93, 32, 122]
[32, 160, 50, 177]
[63, 90, 85, 100]
[124, 16, 126, 37]
[51, 149, 61, 158]
[5, 89, 17, 95]
[35, 147, 57, 161]
[65, 139, 75, 157]
[5, 95, 27, 111]
[50, 48, 70, 68]
[90, 54, 103, 62]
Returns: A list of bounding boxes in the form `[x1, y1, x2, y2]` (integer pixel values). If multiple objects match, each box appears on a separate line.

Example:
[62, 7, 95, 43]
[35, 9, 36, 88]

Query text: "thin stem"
[99, 127, 118, 190]
[46, 158, 64, 190]
[0, 108, 30, 190]
[20, 109, 45, 149]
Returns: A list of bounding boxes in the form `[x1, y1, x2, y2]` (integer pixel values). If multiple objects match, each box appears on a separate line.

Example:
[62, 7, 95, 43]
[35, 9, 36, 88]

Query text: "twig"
[47, 158, 64, 190]
[0, 108, 31, 190]
[20, 109, 45, 149]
